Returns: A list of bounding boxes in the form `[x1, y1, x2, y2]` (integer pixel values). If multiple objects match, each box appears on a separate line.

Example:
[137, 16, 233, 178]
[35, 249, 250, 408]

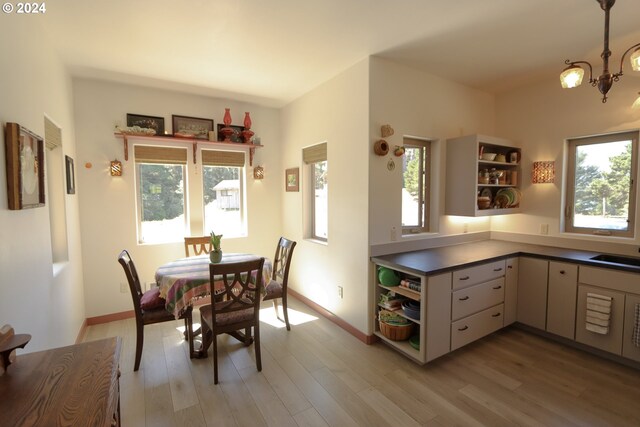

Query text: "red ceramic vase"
[223, 108, 232, 126]
[243, 112, 252, 130]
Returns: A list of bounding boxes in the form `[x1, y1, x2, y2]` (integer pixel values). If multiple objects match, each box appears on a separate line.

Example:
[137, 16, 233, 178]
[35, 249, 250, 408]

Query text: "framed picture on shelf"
[285, 167, 299, 192]
[65, 155, 75, 194]
[126, 113, 165, 135]
[216, 124, 244, 143]
[172, 115, 214, 139]
[4, 122, 45, 209]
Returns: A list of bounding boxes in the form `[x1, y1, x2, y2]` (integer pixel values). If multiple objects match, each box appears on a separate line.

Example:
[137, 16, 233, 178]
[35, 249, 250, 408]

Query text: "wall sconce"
[532, 161, 555, 184]
[110, 159, 122, 176]
[253, 165, 264, 180]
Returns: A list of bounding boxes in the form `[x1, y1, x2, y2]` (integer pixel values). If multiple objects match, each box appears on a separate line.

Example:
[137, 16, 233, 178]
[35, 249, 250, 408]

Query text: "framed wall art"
[172, 115, 214, 139]
[216, 124, 244, 143]
[4, 122, 45, 209]
[285, 167, 299, 192]
[65, 155, 75, 194]
[126, 113, 165, 135]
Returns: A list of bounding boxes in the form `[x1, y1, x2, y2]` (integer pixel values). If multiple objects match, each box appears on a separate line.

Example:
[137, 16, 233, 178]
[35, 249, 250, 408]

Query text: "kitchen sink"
[590, 254, 640, 267]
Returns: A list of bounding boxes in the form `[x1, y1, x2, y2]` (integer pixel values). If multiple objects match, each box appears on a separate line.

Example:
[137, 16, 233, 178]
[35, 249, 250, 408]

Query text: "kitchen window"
[135, 145, 187, 244]
[303, 143, 328, 241]
[402, 137, 431, 234]
[564, 130, 638, 237]
[202, 149, 246, 237]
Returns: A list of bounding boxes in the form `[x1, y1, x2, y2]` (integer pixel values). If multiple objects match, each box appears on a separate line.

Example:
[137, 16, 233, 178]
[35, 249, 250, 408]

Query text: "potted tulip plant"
[209, 231, 223, 263]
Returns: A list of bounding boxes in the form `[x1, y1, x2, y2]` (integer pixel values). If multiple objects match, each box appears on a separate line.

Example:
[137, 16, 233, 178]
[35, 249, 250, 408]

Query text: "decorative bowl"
[402, 300, 421, 320]
[481, 153, 497, 161]
[378, 267, 400, 286]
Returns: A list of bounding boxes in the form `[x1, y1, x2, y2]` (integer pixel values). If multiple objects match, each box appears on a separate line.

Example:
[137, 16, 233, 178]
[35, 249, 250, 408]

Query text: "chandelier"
[559, 0, 640, 103]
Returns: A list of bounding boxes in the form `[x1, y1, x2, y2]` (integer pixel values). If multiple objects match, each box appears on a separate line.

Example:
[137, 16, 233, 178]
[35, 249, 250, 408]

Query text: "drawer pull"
[459, 276, 470, 281]
[507, 265, 513, 269]
[559, 270, 566, 275]
[492, 312, 501, 318]
[459, 296, 470, 301]
[458, 326, 469, 331]
[492, 285, 502, 290]
[493, 268, 503, 272]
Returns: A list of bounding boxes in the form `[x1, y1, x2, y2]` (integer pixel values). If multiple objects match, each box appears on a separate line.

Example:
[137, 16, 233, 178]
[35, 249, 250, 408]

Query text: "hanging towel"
[633, 303, 640, 347]
[586, 293, 612, 335]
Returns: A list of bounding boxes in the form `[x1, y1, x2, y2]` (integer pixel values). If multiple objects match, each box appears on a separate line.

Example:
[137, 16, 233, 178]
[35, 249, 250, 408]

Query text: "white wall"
[281, 59, 371, 332]
[369, 57, 496, 245]
[73, 80, 282, 317]
[0, 19, 85, 351]
[494, 72, 640, 255]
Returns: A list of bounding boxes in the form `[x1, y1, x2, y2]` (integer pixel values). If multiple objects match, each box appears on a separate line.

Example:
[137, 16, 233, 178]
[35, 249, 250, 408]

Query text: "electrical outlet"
[337, 286, 343, 299]
[120, 282, 128, 293]
[540, 223, 549, 235]
[390, 226, 397, 241]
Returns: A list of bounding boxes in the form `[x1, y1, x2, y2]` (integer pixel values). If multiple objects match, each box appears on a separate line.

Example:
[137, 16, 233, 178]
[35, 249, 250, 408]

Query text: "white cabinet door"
[516, 257, 548, 330]
[575, 285, 625, 355]
[546, 262, 578, 340]
[504, 257, 518, 326]
[622, 293, 640, 363]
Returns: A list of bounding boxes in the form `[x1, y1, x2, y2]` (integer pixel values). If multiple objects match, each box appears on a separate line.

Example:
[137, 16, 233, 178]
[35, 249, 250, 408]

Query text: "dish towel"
[585, 293, 612, 335]
[633, 303, 640, 347]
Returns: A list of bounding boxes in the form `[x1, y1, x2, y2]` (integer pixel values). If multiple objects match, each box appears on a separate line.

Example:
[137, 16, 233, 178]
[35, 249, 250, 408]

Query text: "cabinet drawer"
[453, 260, 506, 290]
[452, 278, 504, 321]
[575, 285, 625, 355]
[579, 266, 639, 294]
[451, 303, 504, 351]
[622, 293, 640, 363]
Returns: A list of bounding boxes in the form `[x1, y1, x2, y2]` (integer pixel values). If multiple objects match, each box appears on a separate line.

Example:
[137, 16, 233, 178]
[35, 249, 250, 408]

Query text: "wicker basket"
[379, 320, 413, 341]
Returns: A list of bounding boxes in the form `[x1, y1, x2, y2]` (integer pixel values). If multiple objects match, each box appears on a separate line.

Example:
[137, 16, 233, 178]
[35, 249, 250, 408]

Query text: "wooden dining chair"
[263, 237, 297, 330]
[199, 258, 265, 384]
[117, 250, 193, 371]
[184, 236, 212, 257]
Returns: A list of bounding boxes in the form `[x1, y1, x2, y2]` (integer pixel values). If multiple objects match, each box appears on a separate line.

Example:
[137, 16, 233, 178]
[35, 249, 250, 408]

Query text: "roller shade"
[134, 146, 187, 164]
[303, 143, 327, 164]
[202, 150, 245, 167]
[44, 117, 62, 150]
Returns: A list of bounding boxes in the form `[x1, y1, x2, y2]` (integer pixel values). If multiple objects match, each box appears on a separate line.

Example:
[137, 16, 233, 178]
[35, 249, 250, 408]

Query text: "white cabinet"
[516, 257, 548, 330]
[445, 134, 522, 216]
[575, 284, 625, 355]
[504, 257, 518, 325]
[622, 293, 640, 363]
[546, 262, 578, 340]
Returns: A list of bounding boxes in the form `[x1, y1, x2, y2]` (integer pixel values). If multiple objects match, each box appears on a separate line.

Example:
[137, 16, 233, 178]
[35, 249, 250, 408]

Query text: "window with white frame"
[303, 143, 328, 241]
[565, 130, 638, 237]
[402, 137, 431, 234]
[135, 145, 187, 244]
[202, 149, 246, 237]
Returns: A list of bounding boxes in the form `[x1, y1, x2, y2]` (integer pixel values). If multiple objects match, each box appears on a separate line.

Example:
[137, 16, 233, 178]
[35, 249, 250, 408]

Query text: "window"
[135, 145, 187, 244]
[402, 137, 431, 234]
[202, 149, 246, 237]
[565, 131, 638, 237]
[303, 143, 328, 241]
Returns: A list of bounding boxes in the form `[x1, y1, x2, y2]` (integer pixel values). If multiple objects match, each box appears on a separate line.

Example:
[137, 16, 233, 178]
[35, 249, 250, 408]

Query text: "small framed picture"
[216, 124, 244, 143]
[172, 115, 214, 139]
[508, 151, 520, 163]
[126, 113, 165, 135]
[285, 167, 299, 192]
[65, 155, 75, 194]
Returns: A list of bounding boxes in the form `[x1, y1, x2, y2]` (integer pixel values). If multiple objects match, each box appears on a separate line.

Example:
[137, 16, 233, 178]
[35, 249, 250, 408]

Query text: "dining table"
[155, 253, 272, 358]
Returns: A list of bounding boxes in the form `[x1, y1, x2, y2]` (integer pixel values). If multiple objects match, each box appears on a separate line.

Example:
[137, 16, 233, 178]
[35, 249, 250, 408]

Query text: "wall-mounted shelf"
[114, 132, 263, 165]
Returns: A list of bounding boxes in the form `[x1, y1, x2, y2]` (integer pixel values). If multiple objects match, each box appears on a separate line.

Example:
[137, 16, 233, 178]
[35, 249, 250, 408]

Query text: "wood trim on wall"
[288, 289, 377, 345]
[75, 318, 88, 344]
[86, 310, 134, 326]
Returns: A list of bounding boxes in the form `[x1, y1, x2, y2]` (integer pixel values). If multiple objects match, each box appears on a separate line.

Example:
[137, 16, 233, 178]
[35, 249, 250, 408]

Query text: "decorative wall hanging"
[532, 161, 555, 184]
[285, 167, 299, 192]
[253, 165, 264, 180]
[4, 122, 45, 209]
[127, 113, 165, 135]
[394, 146, 405, 156]
[110, 159, 123, 176]
[172, 115, 214, 139]
[374, 140, 389, 156]
[65, 155, 75, 194]
[381, 124, 394, 138]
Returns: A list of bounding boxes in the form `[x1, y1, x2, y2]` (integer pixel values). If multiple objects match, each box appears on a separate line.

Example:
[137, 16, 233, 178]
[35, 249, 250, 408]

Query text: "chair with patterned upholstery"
[199, 258, 265, 384]
[263, 237, 297, 330]
[117, 249, 193, 371]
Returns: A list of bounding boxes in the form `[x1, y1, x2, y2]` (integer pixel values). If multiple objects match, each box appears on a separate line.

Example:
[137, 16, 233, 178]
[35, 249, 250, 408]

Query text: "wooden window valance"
[134, 146, 187, 164]
[201, 150, 245, 167]
[303, 143, 327, 164]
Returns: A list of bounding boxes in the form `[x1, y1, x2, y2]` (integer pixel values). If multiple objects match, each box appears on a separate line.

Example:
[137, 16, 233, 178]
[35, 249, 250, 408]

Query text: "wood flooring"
[82, 297, 640, 426]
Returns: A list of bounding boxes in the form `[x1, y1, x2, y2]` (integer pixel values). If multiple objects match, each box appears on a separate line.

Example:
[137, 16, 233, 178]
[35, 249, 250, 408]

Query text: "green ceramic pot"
[209, 251, 222, 263]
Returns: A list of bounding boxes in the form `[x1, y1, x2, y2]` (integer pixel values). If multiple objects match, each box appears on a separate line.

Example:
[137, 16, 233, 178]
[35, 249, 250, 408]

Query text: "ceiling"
[41, 0, 640, 107]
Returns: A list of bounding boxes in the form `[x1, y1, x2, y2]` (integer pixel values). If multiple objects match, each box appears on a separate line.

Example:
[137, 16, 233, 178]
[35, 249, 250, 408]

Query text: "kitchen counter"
[371, 240, 640, 276]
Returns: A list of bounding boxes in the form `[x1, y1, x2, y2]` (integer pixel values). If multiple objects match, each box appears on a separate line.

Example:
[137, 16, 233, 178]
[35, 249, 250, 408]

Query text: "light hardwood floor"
[83, 298, 640, 426]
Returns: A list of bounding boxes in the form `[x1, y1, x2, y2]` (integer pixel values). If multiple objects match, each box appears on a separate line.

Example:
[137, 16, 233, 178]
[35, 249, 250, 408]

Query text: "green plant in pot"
[209, 231, 223, 263]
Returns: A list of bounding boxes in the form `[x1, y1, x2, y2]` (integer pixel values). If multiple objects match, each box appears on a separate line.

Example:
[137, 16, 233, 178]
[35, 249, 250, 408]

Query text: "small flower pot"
[210, 251, 222, 263]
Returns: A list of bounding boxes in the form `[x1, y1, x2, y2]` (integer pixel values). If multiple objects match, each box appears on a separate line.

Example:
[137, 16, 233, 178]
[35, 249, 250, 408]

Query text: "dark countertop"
[371, 240, 640, 276]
